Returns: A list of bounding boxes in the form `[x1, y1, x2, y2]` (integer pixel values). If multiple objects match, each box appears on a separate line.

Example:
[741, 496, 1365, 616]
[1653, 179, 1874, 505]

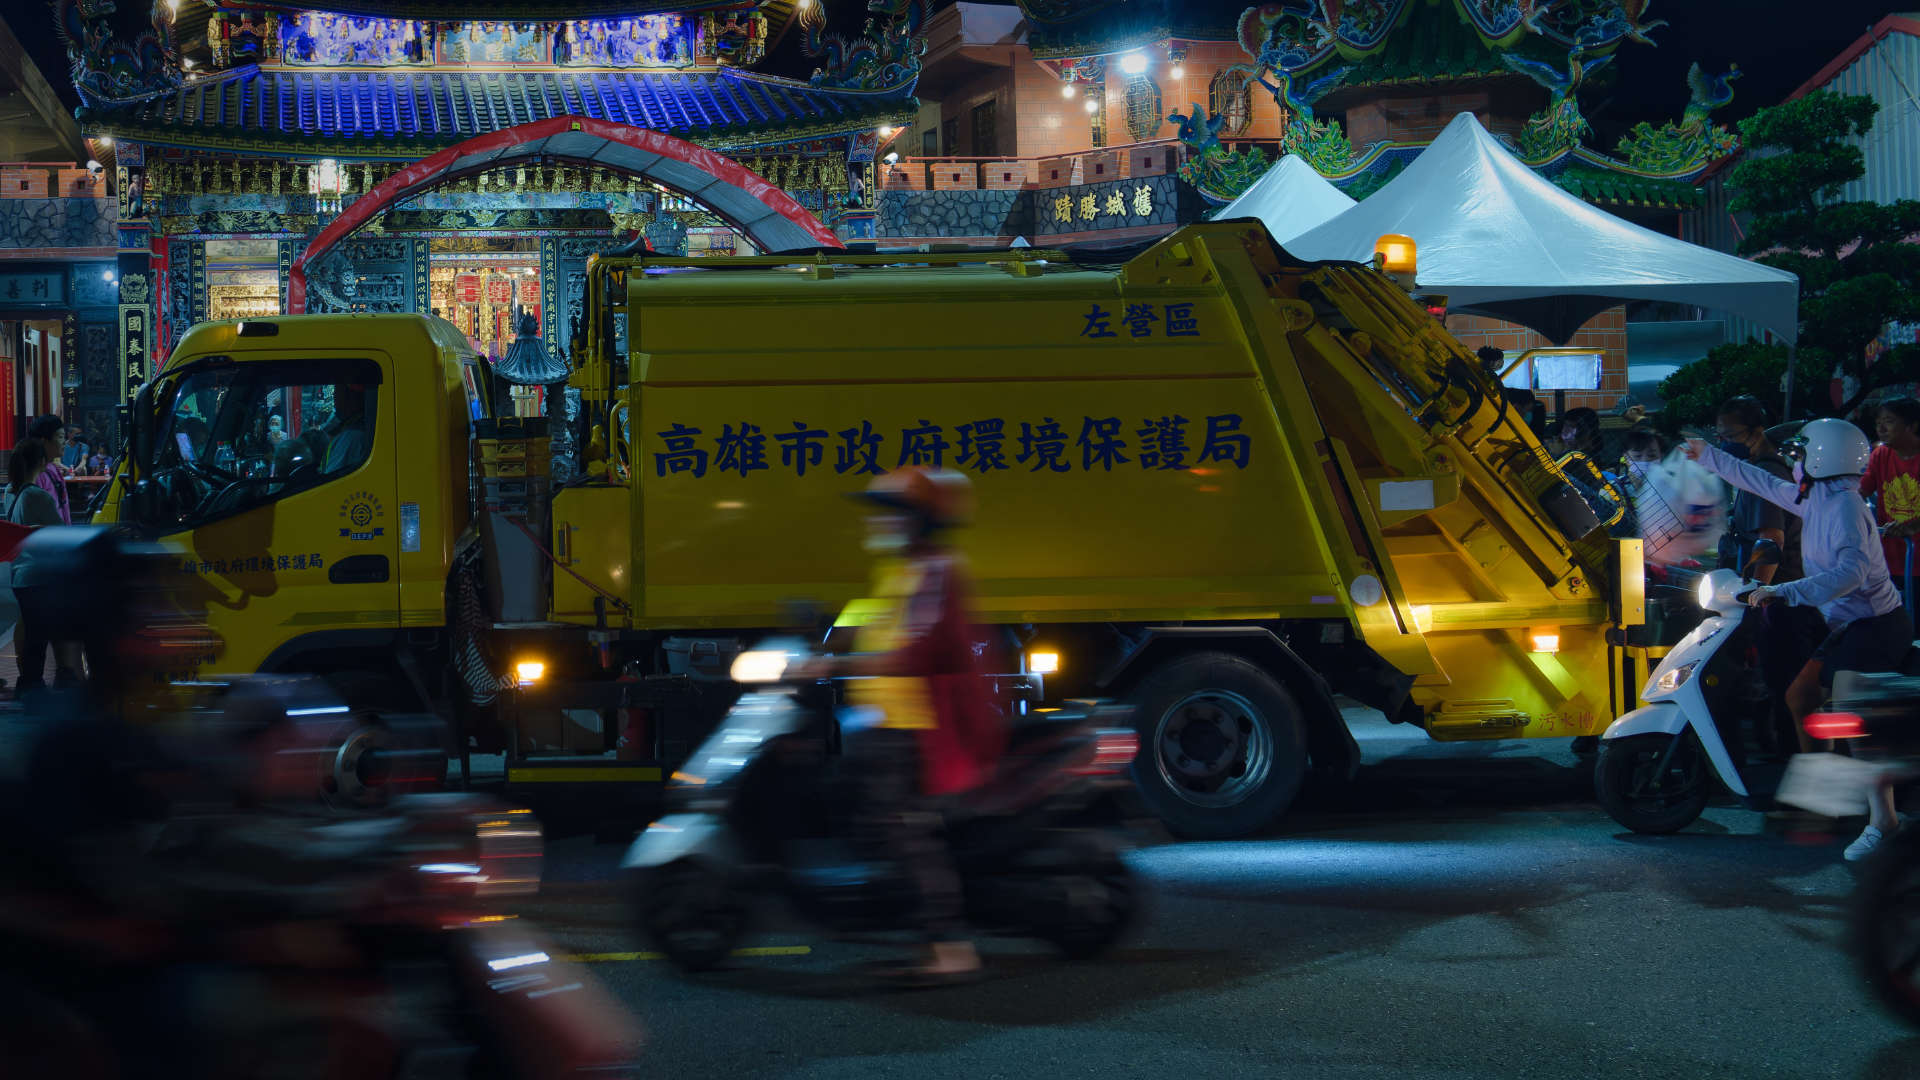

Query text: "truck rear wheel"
[1127, 653, 1308, 839]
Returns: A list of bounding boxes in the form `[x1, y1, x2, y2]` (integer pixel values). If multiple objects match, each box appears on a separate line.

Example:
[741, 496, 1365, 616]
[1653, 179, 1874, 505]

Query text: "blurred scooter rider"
[1688, 419, 1912, 859]
[793, 466, 1006, 983]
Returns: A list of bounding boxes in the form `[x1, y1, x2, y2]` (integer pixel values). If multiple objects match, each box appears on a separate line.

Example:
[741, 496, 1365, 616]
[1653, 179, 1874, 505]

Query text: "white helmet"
[1793, 417, 1873, 480]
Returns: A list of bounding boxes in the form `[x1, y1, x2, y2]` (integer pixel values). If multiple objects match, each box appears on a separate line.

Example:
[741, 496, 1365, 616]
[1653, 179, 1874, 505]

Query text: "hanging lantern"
[495, 310, 569, 386]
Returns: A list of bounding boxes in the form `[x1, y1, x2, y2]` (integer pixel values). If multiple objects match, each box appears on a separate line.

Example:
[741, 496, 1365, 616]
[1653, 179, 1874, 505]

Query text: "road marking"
[565, 945, 812, 962]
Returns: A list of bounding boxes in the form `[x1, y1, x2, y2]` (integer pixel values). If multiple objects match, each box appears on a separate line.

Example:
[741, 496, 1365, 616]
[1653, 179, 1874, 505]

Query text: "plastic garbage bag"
[1633, 449, 1727, 569]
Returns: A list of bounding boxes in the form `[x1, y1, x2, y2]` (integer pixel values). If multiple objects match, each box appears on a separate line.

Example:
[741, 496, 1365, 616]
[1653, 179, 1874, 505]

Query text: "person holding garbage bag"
[1627, 428, 1726, 575]
[1687, 419, 1912, 860]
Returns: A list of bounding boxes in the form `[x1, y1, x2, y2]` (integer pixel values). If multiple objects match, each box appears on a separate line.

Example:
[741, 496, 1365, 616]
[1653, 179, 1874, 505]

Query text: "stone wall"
[0, 198, 115, 249]
[877, 174, 1199, 243]
[878, 189, 1028, 239]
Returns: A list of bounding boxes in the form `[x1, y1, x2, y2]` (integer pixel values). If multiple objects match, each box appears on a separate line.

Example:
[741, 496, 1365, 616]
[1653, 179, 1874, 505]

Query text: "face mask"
[863, 516, 910, 555]
[1719, 440, 1751, 460]
[1626, 460, 1654, 479]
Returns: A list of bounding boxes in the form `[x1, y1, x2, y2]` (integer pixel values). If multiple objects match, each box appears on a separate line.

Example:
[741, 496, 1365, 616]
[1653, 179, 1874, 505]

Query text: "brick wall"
[943, 65, 1020, 157]
[982, 161, 1027, 189]
[1007, 43, 1287, 160]
[954, 41, 1541, 167]
[929, 161, 980, 190]
[1012, 56, 1090, 159]
[1447, 306, 1630, 414]
[0, 168, 49, 199]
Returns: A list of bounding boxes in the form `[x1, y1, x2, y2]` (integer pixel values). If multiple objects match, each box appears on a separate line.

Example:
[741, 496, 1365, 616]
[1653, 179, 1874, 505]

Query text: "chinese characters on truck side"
[179, 553, 327, 575]
[1081, 302, 1198, 339]
[653, 414, 1252, 479]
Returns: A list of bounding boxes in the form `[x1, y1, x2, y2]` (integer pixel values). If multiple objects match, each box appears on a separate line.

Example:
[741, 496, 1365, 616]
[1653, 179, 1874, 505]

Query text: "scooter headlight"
[1656, 662, 1698, 693]
[1695, 567, 1745, 613]
[730, 649, 791, 684]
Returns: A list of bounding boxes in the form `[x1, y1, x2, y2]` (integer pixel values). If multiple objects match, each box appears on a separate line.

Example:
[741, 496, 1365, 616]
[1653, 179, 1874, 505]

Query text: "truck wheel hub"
[1154, 690, 1272, 807]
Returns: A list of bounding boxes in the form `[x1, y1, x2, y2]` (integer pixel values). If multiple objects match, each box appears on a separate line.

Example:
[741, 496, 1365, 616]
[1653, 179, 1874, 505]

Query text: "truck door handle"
[328, 554, 390, 584]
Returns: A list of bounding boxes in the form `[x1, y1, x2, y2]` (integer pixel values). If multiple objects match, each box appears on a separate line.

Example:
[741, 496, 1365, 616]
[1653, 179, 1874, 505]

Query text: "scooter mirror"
[1747, 539, 1783, 572]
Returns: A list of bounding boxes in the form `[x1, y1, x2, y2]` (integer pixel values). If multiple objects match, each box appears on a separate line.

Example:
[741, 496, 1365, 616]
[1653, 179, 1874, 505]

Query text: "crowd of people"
[2, 414, 115, 697]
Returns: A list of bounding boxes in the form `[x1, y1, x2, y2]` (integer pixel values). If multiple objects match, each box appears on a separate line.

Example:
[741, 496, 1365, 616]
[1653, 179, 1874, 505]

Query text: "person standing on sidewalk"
[1862, 397, 1920, 610]
[27, 415, 71, 525]
[5, 439, 73, 694]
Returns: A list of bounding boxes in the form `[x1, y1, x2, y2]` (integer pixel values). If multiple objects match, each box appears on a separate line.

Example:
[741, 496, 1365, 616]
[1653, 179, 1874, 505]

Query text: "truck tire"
[1126, 652, 1308, 839]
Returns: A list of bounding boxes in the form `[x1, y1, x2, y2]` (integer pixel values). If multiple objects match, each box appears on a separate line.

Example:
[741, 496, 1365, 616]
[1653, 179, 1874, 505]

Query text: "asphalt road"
[518, 712, 1920, 1080]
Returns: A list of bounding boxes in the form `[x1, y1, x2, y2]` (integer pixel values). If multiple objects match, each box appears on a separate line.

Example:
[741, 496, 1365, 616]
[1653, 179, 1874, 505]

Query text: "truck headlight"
[1656, 662, 1697, 693]
[1027, 651, 1060, 675]
[515, 660, 546, 686]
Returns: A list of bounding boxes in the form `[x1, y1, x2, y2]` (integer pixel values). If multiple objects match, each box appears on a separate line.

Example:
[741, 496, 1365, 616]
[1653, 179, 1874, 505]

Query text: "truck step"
[505, 758, 665, 785]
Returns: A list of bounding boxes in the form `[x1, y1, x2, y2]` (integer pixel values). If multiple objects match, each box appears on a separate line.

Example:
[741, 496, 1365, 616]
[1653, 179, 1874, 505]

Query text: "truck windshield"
[136, 357, 382, 531]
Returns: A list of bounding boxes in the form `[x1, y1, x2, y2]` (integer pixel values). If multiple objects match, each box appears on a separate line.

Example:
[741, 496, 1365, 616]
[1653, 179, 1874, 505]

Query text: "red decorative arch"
[289, 116, 842, 312]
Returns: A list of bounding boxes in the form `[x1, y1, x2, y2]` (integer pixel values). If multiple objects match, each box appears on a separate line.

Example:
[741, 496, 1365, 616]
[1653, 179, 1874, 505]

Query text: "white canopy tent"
[1212, 154, 1358, 244]
[1284, 112, 1799, 345]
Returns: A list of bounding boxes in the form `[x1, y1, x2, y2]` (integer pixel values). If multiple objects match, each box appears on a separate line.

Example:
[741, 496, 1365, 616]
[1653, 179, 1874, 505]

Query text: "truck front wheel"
[1127, 653, 1308, 839]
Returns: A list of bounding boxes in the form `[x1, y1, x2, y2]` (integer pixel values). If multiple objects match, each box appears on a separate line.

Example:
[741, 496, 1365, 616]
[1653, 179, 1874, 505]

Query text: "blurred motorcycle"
[625, 638, 1141, 972]
[0, 528, 644, 1079]
[1779, 675, 1920, 1028]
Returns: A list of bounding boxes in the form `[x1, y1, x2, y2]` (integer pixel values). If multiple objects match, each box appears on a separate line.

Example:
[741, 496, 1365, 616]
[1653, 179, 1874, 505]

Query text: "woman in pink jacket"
[27, 415, 69, 525]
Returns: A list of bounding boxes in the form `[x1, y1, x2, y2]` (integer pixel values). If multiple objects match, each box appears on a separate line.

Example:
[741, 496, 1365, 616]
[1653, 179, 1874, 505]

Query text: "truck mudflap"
[1601, 702, 1747, 798]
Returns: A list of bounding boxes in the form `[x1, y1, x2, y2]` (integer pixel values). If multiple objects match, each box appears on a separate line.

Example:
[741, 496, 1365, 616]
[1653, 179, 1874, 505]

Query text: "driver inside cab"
[322, 383, 371, 475]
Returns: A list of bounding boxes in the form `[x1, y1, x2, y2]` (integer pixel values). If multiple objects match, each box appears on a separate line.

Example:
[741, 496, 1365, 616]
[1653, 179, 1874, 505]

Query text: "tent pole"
[1783, 342, 1797, 419]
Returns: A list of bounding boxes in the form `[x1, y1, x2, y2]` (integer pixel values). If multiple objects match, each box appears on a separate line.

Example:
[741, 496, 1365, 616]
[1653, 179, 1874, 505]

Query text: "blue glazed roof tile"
[102, 66, 915, 150]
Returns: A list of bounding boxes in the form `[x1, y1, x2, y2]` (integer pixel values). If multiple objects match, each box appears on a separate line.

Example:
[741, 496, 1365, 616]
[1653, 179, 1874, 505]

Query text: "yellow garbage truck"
[98, 222, 1649, 837]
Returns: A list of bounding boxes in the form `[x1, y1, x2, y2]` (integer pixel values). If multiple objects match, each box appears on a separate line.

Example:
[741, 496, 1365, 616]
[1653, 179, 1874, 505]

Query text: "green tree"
[1658, 91, 1920, 425]
[1655, 341, 1787, 435]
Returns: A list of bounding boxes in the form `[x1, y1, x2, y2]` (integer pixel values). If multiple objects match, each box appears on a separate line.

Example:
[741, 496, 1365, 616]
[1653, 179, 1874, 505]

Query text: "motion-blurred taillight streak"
[1804, 712, 1868, 740]
[1070, 729, 1141, 776]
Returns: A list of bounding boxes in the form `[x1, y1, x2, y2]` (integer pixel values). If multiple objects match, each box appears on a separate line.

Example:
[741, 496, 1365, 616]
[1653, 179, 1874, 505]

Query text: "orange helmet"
[856, 466, 974, 529]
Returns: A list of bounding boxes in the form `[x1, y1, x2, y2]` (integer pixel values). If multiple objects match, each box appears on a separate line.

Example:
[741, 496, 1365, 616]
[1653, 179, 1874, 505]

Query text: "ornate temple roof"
[200, 0, 797, 29]
[80, 66, 915, 154]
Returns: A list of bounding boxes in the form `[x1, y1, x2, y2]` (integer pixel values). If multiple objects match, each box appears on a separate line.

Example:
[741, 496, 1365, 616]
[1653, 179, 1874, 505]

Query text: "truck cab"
[100, 315, 485, 690]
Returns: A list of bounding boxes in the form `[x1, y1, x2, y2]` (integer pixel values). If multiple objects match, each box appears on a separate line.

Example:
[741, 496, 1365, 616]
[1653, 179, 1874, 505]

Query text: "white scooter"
[1594, 543, 1780, 834]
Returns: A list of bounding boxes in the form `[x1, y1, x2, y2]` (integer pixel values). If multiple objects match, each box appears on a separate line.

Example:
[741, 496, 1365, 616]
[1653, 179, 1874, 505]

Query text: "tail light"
[1805, 712, 1866, 740]
[1071, 729, 1139, 776]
